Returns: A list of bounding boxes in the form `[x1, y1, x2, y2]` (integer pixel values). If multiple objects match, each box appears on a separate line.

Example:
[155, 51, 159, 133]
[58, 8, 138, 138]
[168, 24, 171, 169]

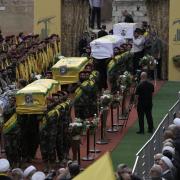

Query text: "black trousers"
[91, 7, 101, 29]
[137, 105, 154, 132]
[94, 58, 109, 91]
[133, 51, 144, 75]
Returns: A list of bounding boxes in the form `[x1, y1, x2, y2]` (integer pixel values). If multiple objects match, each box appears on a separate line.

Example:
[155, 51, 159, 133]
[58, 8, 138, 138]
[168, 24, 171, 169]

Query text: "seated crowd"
[115, 111, 180, 180]
[0, 158, 81, 180]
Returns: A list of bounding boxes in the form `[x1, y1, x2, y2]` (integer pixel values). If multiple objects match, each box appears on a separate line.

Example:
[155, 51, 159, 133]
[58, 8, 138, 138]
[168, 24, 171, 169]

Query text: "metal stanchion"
[77, 141, 81, 166]
[96, 108, 109, 144]
[89, 129, 101, 153]
[107, 104, 118, 133]
[119, 86, 126, 119]
[82, 127, 94, 161]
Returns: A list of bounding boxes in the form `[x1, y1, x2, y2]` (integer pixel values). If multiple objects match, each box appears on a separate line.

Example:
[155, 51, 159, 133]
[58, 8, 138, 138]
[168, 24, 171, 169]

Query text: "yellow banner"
[73, 152, 116, 180]
[34, 0, 61, 39]
[169, 0, 180, 80]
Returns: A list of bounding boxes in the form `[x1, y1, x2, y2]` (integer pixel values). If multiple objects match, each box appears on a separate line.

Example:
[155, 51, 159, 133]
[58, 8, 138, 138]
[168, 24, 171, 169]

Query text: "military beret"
[50, 34, 57, 38]
[52, 93, 60, 97]
[33, 34, 39, 38]
[46, 71, 52, 75]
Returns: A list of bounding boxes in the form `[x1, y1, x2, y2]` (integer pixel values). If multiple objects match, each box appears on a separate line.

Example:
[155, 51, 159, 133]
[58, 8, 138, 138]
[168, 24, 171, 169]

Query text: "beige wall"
[169, 0, 180, 80]
[0, 0, 34, 35]
[101, 0, 112, 21]
[34, 0, 61, 38]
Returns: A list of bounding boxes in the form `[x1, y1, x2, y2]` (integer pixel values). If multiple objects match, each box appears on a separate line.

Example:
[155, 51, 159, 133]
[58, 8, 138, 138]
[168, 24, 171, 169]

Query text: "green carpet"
[111, 81, 180, 169]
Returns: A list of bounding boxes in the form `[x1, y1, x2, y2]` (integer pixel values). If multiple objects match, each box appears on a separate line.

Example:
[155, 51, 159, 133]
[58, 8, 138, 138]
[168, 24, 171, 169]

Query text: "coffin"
[52, 57, 89, 84]
[16, 79, 60, 114]
[113, 23, 139, 39]
[90, 35, 125, 59]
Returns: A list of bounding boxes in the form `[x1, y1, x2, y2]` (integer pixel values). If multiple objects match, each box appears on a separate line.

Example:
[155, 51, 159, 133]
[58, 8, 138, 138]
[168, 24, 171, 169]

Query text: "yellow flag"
[73, 152, 116, 180]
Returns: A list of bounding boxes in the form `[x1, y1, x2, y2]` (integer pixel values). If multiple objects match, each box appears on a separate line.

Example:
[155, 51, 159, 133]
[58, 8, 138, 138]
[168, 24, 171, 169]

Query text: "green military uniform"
[74, 71, 99, 119]
[56, 100, 72, 162]
[39, 108, 59, 166]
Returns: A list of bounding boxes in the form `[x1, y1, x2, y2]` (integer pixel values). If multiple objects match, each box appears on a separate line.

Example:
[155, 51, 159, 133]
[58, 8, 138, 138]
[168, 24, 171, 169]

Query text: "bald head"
[163, 130, 175, 140]
[140, 72, 148, 81]
[154, 153, 163, 165]
[149, 164, 162, 178]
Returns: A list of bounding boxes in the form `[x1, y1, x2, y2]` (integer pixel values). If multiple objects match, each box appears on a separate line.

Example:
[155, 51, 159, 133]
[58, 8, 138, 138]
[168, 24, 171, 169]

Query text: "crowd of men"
[115, 112, 180, 180]
[0, 158, 81, 180]
[0, 31, 60, 94]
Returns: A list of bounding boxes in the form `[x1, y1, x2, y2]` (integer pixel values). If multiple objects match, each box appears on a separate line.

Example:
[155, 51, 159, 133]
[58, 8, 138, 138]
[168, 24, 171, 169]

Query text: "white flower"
[124, 71, 129, 76]
[77, 123, 82, 127]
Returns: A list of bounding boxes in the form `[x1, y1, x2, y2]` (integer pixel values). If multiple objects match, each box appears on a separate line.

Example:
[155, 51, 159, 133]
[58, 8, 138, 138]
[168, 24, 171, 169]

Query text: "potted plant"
[173, 55, 180, 67]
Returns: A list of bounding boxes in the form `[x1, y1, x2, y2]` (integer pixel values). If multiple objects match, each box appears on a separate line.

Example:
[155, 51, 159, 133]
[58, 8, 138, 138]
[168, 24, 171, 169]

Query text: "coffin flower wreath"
[118, 71, 132, 90]
[69, 118, 83, 137]
[83, 114, 99, 134]
[100, 90, 113, 109]
[139, 55, 158, 70]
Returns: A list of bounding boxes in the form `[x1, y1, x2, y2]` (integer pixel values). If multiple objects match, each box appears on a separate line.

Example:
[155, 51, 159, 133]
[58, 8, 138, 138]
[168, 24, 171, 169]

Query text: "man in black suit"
[135, 72, 154, 134]
[122, 10, 134, 23]
[98, 25, 108, 38]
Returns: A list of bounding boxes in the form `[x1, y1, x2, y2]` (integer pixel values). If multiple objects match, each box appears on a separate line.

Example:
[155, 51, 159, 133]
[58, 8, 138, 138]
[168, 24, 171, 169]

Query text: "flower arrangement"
[111, 92, 123, 108]
[118, 71, 132, 90]
[83, 114, 99, 134]
[173, 55, 180, 67]
[139, 55, 158, 70]
[100, 90, 113, 109]
[69, 118, 83, 137]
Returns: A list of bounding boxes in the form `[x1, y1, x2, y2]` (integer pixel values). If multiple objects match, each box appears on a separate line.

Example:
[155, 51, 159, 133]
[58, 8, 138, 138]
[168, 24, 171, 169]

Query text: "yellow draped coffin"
[52, 57, 89, 84]
[16, 79, 60, 114]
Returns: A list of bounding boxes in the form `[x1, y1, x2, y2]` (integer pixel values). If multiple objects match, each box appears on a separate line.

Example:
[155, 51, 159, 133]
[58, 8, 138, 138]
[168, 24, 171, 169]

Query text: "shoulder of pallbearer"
[50, 34, 58, 38]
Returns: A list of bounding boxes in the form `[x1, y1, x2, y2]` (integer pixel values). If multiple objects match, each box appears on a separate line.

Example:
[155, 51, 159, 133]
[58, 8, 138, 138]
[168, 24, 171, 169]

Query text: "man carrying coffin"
[131, 28, 145, 75]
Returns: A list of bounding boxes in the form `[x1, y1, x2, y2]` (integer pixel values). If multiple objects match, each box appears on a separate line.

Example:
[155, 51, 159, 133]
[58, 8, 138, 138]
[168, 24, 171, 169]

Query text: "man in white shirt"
[131, 28, 145, 74]
[89, 0, 103, 29]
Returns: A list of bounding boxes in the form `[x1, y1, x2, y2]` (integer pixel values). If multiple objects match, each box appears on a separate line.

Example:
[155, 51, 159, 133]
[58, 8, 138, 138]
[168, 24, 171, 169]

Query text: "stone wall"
[0, 0, 34, 35]
[112, 0, 148, 24]
[101, 0, 112, 21]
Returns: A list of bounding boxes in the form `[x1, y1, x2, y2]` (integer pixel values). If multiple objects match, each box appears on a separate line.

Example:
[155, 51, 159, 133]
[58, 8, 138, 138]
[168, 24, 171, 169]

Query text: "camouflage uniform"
[56, 100, 71, 161]
[39, 109, 58, 164]
[74, 71, 99, 119]
[55, 104, 64, 162]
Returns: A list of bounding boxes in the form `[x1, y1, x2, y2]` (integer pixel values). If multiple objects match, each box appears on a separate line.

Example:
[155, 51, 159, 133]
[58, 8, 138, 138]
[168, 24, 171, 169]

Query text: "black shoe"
[148, 130, 154, 133]
[136, 131, 144, 134]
